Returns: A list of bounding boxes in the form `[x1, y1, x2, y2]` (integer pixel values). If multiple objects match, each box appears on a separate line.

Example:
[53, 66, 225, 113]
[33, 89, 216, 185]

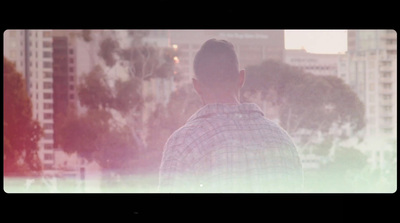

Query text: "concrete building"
[338, 30, 397, 171]
[338, 30, 397, 139]
[284, 49, 340, 76]
[4, 30, 101, 186]
[4, 30, 56, 171]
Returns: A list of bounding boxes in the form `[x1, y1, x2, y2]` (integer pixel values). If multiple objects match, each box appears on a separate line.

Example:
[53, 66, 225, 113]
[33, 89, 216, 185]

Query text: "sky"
[284, 30, 348, 54]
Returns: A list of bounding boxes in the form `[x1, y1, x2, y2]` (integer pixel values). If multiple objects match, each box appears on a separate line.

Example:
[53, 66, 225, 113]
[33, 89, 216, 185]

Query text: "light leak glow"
[285, 30, 348, 54]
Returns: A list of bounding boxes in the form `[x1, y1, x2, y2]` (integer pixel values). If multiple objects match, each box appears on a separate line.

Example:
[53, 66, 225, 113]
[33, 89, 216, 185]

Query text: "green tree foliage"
[319, 146, 368, 192]
[78, 65, 114, 110]
[58, 66, 138, 173]
[146, 83, 202, 151]
[58, 32, 177, 174]
[3, 57, 43, 176]
[242, 60, 365, 143]
[98, 37, 119, 67]
[242, 60, 369, 192]
[58, 108, 137, 172]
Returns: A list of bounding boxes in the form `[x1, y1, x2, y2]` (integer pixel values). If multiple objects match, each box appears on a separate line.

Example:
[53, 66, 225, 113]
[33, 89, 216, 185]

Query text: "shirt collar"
[187, 103, 264, 123]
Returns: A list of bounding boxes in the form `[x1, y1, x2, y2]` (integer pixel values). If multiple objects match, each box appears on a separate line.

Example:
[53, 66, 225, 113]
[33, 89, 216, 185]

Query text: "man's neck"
[202, 93, 240, 105]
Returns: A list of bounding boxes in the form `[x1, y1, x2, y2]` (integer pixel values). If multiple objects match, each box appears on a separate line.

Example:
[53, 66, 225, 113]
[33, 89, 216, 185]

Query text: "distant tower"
[340, 30, 397, 139]
[4, 30, 56, 171]
[4, 30, 79, 173]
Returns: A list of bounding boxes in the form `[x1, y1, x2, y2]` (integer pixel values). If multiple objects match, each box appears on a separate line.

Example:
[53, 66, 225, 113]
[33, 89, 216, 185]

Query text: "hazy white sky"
[284, 30, 348, 54]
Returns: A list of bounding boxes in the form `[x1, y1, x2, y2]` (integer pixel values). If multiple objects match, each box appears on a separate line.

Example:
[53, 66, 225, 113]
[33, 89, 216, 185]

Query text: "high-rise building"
[338, 30, 397, 171]
[4, 30, 56, 170]
[339, 30, 397, 139]
[51, 31, 79, 148]
[4, 30, 80, 172]
[5, 30, 102, 190]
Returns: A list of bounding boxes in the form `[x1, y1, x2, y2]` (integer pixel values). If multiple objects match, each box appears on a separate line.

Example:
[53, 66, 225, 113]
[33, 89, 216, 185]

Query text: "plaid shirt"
[159, 103, 303, 193]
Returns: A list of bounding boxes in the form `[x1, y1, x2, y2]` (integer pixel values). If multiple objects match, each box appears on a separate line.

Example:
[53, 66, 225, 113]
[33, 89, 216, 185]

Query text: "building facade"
[4, 30, 86, 176]
[338, 30, 397, 171]
[284, 49, 340, 76]
[4, 30, 57, 171]
[338, 30, 397, 139]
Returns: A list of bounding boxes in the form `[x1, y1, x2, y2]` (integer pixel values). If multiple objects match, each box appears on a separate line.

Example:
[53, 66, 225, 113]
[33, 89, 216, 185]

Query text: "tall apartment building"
[337, 30, 397, 171]
[5, 30, 102, 191]
[51, 31, 79, 148]
[4, 30, 56, 170]
[338, 30, 397, 139]
[4, 30, 80, 171]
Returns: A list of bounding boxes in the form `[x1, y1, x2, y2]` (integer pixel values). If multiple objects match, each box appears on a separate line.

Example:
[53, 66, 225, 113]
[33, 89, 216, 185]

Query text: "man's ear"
[238, 69, 246, 89]
[192, 78, 203, 96]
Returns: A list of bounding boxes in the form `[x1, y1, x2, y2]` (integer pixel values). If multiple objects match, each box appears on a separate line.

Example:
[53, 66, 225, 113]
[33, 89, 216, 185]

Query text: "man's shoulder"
[164, 121, 204, 150]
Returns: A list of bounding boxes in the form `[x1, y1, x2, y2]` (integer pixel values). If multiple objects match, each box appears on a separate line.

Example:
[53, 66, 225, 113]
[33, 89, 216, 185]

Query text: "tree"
[4, 57, 43, 176]
[58, 66, 138, 173]
[319, 146, 368, 192]
[242, 60, 365, 149]
[146, 82, 202, 151]
[57, 31, 177, 176]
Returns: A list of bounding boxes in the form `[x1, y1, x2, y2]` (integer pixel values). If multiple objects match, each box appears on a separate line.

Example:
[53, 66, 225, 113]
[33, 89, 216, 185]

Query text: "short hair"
[193, 39, 239, 88]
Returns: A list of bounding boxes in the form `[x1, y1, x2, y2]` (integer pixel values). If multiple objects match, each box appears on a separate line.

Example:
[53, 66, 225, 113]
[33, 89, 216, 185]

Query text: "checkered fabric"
[158, 103, 303, 193]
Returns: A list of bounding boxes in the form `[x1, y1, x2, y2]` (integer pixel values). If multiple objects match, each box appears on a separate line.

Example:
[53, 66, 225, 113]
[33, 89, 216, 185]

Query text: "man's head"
[193, 39, 245, 104]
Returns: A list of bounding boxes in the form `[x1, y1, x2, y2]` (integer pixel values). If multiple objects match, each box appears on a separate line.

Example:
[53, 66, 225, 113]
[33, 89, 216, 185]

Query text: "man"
[159, 39, 303, 193]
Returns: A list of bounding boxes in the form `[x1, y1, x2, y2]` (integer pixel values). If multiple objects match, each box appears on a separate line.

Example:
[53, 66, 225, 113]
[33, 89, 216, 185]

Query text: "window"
[69, 76, 74, 81]
[43, 51, 52, 58]
[44, 133, 53, 140]
[69, 85, 74, 90]
[70, 58, 74, 63]
[43, 61, 53, 68]
[43, 123, 53, 130]
[44, 103, 53, 109]
[43, 82, 53, 89]
[69, 94, 75, 100]
[44, 143, 53, 150]
[69, 67, 74, 72]
[383, 83, 392, 89]
[44, 72, 52, 78]
[44, 113, 53, 119]
[43, 31, 52, 37]
[44, 153, 54, 160]
[382, 72, 391, 78]
[43, 41, 52, 48]
[43, 93, 52, 99]
[69, 49, 74, 54]
[382, 94, 392, 100]
[383, 106, 392, 111]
